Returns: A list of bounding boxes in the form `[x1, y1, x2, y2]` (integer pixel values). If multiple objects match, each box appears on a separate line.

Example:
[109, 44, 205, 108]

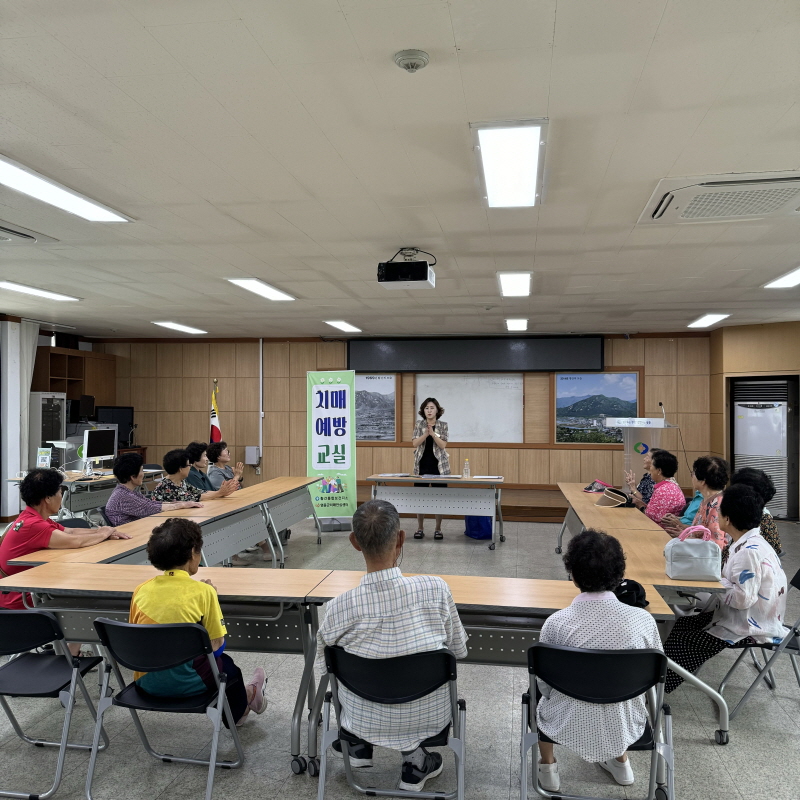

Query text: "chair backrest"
[0, 610, 64, 656]
[143, 464, 163, 471]
[94, 618, 212, 673]
[60, 518, 92, 529]
[528, 643, 666, 703]
[324, 645, 457, 704]
[98, 507, 113, 526]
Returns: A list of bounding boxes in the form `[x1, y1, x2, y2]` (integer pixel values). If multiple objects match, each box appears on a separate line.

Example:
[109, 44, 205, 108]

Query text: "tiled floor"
[1, 517, 798, 800]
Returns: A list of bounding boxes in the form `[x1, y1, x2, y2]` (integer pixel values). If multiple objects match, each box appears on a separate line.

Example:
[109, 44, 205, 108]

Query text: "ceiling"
[1, 0, 800, 338]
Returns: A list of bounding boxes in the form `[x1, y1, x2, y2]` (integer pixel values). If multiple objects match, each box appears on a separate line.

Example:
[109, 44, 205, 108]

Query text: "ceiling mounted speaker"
[394, 50, 429, 73]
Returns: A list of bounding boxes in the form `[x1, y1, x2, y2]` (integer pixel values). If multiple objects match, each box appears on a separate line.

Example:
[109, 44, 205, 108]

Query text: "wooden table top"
[367, 474, 504, 485]
[558, 482, 665, 533]
[307, 570, 674, 620]
[7, 469, 163, 485]
[0, 562, 333, 603]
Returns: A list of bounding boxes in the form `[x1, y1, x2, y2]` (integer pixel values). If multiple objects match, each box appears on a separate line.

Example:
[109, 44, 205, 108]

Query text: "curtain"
[19, 321, 40, 470]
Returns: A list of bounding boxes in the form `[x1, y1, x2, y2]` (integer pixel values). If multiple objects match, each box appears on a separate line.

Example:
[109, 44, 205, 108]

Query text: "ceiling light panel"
[506, 318, 528, 331]
[152, 322, 207, 334]
[764, 266, 800, 289]
[0, 154, 131, 222]
[471, 120, 547, 208]
[326, 321, 361, 333]
[687, 314, 729, 328]
[498, 272, 532, 297]
[228, 278, 295, 301]
[0, 281, 80, 301]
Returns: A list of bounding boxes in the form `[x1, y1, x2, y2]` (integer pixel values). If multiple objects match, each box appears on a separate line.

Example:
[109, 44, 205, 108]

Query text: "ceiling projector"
[377, 260, 436, 290]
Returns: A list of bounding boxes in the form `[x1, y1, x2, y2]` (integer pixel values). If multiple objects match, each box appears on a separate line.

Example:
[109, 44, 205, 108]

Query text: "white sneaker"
[599, 757, 634, 785]
[537, 761, 560, 792]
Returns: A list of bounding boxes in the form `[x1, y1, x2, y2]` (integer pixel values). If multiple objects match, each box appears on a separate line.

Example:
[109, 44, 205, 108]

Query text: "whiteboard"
[415, 374, 523, 443]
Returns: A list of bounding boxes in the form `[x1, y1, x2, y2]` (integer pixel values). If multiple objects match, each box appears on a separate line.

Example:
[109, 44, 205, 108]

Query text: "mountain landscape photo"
[555, 372, 638, 443]
[356, 389, 395, 441]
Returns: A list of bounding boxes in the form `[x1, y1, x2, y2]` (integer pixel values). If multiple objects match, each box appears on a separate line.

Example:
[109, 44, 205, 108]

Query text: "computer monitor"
[79, 394, 95, 419]
[83, 428, 117, 463]
[95, 406, 134, 447]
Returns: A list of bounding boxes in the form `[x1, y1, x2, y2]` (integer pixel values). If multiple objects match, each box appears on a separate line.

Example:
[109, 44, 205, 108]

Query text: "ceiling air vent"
[638, 171, 800, 224]
[0, 220, 58, 244]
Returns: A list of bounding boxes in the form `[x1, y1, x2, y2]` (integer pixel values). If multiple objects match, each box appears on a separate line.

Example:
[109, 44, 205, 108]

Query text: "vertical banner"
[308, 370, 357, 518]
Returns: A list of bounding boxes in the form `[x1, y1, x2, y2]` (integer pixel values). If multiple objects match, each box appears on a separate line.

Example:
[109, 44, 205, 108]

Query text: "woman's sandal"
[434, 530, 443, 540]
[414, 530, 425, 539]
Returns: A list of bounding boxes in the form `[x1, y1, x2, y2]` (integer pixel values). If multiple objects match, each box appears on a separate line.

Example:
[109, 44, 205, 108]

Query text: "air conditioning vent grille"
[732, 381, 788, 402]
[680, 187, 800, 219]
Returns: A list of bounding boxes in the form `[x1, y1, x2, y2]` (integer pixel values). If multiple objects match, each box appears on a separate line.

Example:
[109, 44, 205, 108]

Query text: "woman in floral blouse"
[150, 450, 239, 505]
[632, 450, 686, 529]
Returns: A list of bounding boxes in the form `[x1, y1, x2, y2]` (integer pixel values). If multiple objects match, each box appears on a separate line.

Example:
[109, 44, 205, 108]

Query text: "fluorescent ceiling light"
[0, 154, 131, 222]
[228, 278, 295, 301]
[687, 314, 729, 328]
[764, 266, 800, 289]
[506, 318, 528, 331]
[0, 281, 80, 302]
[473, 120, 546, 207]
[498, 272, 532, 297]
[326, 321, 361, 333]
[152, 322, 207, 335]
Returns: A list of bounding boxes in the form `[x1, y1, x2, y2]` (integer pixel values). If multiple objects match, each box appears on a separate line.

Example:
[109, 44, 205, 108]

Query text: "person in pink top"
[635, 450, 686, 529]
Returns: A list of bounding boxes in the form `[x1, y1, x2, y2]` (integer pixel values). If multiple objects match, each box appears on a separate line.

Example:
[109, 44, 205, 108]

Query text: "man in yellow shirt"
[130, 518, 267, 726]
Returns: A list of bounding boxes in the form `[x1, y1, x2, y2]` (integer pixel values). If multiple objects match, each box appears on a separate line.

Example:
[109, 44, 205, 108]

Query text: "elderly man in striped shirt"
[316, 499, 468, 792]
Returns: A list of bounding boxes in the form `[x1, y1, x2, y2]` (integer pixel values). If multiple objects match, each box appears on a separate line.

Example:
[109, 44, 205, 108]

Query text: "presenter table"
[366, 474, 505, 549]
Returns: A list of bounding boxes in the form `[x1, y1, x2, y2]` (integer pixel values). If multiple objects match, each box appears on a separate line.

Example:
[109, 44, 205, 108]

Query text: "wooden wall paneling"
[611, 450, 624, 487]
[289, 378, 306, 411]
[215, 379, 236, 412]
[644, 376, 676, 414]
[156, 378, 179, 412]
[718, 322, 800, 374]
[290, 411, 307, 446]
[644, 338, 677, 375]
[489, 449, 519, 483]
[263, 412, 290, 447]
[156, 344, 183, 377]
[182, 412, 208, 445]
[290, 342, 317, 377]
[458, 447, 488, 476]
[130, 378, 157, 412]
[262, 447, 290, 480]
[710, 413, 725, 455]
[234, 412, 259, 448]
[263, 343, 290, 377]
[103, 343, 130, 377]
[84, 357, 115, 406]
[709, 329, 724, 374]
[233, 446, 263, 485]
[611, 338, 645, 367]
[182, 378, 212, 412]
[519, 449, 550, 484]
[446, 448, 460, 474]
[372, 447, 406, 475]
[677, 338, 710, 375]
[524, 373, 551, 443]
[116, 378, 131, 406]
[147, 446, 173, 470]
[580, 450, 613, 484]
[710, 374, 725, 415]
[235, 378, 260, 412]
[182, 344, 209, 377]
[290, 447, 307, 476]
[604, 339, 613, 366]
[317, 341, 346, 370]
[658, 426, 678, 452]
[674, 413, 710, 452]
[209, 343, 237, 378]
[135, 411, 157, 449]
[402, 374, 415, 440]
[676, 451, 705, 490]
[157, 412, 183, 446]
[356, 446, 374, 480]
[549, 449, 581, 484]
[676, 375, 709, 413]
[130, 344, 157, 378]
[219, 414, 237, 448]
[235, 343, 260, 377]
[263, 378, 289, 412]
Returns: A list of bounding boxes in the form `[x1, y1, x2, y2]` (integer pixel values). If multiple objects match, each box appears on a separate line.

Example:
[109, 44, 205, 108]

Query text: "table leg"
[497, 487, 505, 543]
[555, 505, 582, 554]
[666, 658, 729, 743]
[291, 607, 318, 765]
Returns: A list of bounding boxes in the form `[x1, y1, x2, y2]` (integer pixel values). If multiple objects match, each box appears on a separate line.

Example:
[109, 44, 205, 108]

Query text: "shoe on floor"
[538, 760, 560, 792]
[231, 554, 254, 567]
[433, 530, 443, 540]
[332, 738, 373, 767]
[247, 668, 268, 714]
[599, 756, 634, 785]
[414, 530, 425, 539]
[399, 750, 443, 792]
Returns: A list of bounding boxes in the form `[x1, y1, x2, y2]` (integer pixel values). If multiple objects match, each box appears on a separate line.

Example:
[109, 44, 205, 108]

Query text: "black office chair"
[718, 566, 800, 721]
[317, 646, 466, 800]
[86, 618, 244, 800]
[60, 517, 93, 529]
[521, 643, 674, 800]
[98, 506, 113, 527]
[0, 610, 108, 800]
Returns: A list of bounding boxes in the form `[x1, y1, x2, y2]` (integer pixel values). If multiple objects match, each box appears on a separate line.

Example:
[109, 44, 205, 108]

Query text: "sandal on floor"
[434, 530, 443, 540]
[414, 530, 425, 539]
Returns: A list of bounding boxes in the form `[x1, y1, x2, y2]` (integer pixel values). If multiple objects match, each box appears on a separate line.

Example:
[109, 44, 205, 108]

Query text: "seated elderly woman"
[630, 450, 686, 529]
[624, 448, 662, 506]
[130, 517, 267, 726]
[150, 449, 238, 504]
[184, 441, 217, 493]
[105, 452, 203, 527]
[536, 529, 662, 791]
[726, 467, 781, 561]
[206, 441, 244, 491]
[664, 483, 787, 693]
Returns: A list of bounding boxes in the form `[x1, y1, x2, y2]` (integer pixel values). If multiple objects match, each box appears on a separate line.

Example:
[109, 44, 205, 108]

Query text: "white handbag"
[664, 538, 721, 581]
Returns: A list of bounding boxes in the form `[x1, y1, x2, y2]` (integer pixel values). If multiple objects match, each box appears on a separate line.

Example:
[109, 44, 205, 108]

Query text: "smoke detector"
[394, 50, 429, 74]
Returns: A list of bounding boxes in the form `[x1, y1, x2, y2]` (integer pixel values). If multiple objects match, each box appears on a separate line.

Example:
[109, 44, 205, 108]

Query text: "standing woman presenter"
[411, 397, 450, 540]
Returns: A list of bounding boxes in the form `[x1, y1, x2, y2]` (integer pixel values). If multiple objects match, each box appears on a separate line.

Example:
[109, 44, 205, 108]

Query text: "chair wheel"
[307, 757, 320, 777]
[655, 788, 668, 800]
[555, 546, 562, 554]
[715, 730, 729, 745]
[500, 535, 506, 542]
[291, 756, 307, 774]
[488, 543, 496, 550]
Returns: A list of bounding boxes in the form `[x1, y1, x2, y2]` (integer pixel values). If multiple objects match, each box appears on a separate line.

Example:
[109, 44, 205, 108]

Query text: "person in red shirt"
[0, 468, 131, 611]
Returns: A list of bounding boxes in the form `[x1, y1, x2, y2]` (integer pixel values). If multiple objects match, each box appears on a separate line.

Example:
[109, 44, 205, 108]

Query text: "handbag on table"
[664, 537, 721, 582]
